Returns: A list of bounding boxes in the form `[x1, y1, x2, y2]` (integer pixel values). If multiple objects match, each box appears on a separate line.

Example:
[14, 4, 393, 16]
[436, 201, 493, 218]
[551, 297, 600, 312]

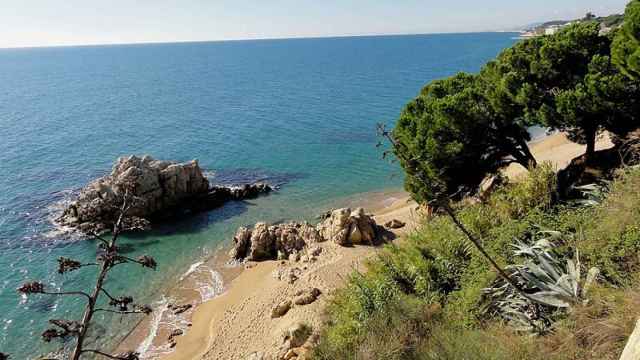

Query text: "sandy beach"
[159, 191, 420, 360]
[503, 132, 614, 178]
[130, 132, 614, 360]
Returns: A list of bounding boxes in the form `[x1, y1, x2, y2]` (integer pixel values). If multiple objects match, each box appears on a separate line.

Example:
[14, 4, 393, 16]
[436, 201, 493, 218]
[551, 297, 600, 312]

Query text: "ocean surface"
[0, 33, 518, 358]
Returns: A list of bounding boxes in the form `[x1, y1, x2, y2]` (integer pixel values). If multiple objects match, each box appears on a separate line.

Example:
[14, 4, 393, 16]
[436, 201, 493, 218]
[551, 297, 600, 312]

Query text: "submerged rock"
[168, 303, 193, 315]
[57, 155, 272, 233]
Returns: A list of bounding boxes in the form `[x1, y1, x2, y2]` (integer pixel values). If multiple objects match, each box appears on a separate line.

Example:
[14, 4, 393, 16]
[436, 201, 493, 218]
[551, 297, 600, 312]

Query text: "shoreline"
[116, 188, 415, 358]
[125, 132, 615, 359]
[160, 192, 418, 360]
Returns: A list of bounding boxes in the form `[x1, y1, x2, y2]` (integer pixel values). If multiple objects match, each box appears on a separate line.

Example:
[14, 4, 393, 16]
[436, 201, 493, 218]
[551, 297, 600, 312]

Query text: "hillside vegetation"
[314, 3, 640, 359]
[315, 165, 640, 359]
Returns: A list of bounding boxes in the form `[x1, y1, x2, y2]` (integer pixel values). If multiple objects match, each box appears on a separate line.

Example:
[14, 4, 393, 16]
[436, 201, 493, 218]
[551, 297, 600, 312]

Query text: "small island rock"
[57, 155, 273, 233]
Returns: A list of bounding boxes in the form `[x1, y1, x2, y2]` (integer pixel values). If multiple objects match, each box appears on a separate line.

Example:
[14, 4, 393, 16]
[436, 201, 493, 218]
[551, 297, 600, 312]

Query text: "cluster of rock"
[57, 155, 272, 233]
[278, 323, 318, 360]
[229, 222, 322, 261]
[229, 207, 378, 261]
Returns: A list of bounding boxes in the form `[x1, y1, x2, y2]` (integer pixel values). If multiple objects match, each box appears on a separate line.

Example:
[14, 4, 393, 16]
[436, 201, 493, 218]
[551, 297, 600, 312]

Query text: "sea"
[0, 33, 518, 358]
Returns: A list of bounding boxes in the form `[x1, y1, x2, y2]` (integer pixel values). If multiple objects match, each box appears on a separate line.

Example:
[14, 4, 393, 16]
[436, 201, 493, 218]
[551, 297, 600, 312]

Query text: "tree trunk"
[517, 136, 538, 169]
[504, 137, 537, 170]
[71, 262, 110, 360]
[442, 205, 530, 300]
[522, 145, 538, 169]
[585, 127, 597, 163]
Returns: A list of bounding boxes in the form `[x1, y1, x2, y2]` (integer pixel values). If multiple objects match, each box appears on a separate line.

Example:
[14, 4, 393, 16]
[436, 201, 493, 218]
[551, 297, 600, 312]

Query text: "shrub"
[315, 291, 439, 360]
[488, 162, 557, 220]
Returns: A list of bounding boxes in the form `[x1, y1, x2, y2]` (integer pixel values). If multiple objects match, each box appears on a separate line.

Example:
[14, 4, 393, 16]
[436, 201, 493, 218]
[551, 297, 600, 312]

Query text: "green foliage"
[483, 23, 608, 122]
[484, 233, 601, 334]
[483, 22, 618, 157]
[392, 73, 523, 204]
[314, 285, 435, 360]
[418, 323, 550, 360]
[599, 13, 625, 28]
[314, 168, 640, 360]
[488, 162, 557, 220]
[613, 0, 640, 79]
[577, 167, 640, 284]
[391, 20, 640, 206]
[569, 181, 610, 207]
[556, 53, 640, 150]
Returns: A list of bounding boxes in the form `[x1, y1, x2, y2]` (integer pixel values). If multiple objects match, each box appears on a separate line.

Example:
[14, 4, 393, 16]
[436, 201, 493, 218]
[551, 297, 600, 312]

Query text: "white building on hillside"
[545, 25, 563, 35]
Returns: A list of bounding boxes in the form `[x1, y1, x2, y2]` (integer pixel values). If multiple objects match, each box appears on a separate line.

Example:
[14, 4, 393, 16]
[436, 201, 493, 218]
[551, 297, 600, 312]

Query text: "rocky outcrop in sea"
[57, 155, 273, 233]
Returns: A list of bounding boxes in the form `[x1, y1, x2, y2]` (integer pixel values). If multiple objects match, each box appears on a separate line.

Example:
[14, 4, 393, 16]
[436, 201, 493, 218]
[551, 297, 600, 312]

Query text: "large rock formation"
[316, 207, 376, 246]
[230, 222, 322, 261]
[57, 155, 272, 233]
[230, 207, 378, 261]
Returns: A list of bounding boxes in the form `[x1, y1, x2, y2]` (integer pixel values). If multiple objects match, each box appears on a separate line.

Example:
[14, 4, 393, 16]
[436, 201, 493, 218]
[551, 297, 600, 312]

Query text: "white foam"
[137, 296, 194, 359]
[195, 267, 224, 302]
[43, 189, 86, 241]
[179, 261, 204, 281]
[136, 297, 172, 359]
[136, 263, 225, 358]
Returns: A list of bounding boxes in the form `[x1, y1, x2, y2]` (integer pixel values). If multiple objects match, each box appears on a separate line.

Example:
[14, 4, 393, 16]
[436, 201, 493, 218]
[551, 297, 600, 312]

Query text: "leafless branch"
[18, 183, 155, 360]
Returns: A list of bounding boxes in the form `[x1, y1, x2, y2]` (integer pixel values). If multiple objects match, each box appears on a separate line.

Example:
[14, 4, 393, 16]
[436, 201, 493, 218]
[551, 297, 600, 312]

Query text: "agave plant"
[483, 231, 600, 334]
[568, 182, 610, 207]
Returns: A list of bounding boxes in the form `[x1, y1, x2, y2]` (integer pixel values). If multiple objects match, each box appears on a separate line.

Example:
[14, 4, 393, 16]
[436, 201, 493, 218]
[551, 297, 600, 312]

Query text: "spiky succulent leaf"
[483, 231, 600, 334]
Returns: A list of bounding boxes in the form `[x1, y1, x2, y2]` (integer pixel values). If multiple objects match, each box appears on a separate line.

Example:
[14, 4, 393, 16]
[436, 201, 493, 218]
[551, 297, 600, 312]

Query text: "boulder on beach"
[384, 219, 406, 229]
[57, 155, 273, 233]
[271, 300, 292, 318]
[293, 288, 321, 306]
[230, 222, 323, 261]
[316, 207, 377, 246]
[279, 323, 312, 359]
[229, 207, 379, 261]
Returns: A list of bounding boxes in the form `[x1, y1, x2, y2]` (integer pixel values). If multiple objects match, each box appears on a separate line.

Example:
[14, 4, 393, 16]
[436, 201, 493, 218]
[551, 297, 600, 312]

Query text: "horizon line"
[0, 30, 521, 51]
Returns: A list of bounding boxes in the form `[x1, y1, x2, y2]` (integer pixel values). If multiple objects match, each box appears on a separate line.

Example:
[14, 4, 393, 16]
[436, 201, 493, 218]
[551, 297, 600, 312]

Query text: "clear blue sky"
[0, 0, 630, 48]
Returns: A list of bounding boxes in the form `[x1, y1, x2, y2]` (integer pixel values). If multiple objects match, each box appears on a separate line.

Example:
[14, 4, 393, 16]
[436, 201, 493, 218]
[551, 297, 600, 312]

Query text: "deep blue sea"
[0, 33, 518, 358]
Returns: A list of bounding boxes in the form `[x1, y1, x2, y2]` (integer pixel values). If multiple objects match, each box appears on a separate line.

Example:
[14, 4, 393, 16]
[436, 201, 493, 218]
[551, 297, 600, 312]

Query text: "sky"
[0, 0, 630, 48]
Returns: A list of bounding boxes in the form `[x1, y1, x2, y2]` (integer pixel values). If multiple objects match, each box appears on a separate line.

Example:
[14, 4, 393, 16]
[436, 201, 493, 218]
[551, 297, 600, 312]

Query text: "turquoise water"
[0, 33, 517, 358]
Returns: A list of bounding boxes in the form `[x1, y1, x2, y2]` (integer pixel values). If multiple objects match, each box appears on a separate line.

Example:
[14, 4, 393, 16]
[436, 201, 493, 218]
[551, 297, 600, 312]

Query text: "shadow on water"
[204, 168, 307, 188]
[118, 199, 253, 252]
